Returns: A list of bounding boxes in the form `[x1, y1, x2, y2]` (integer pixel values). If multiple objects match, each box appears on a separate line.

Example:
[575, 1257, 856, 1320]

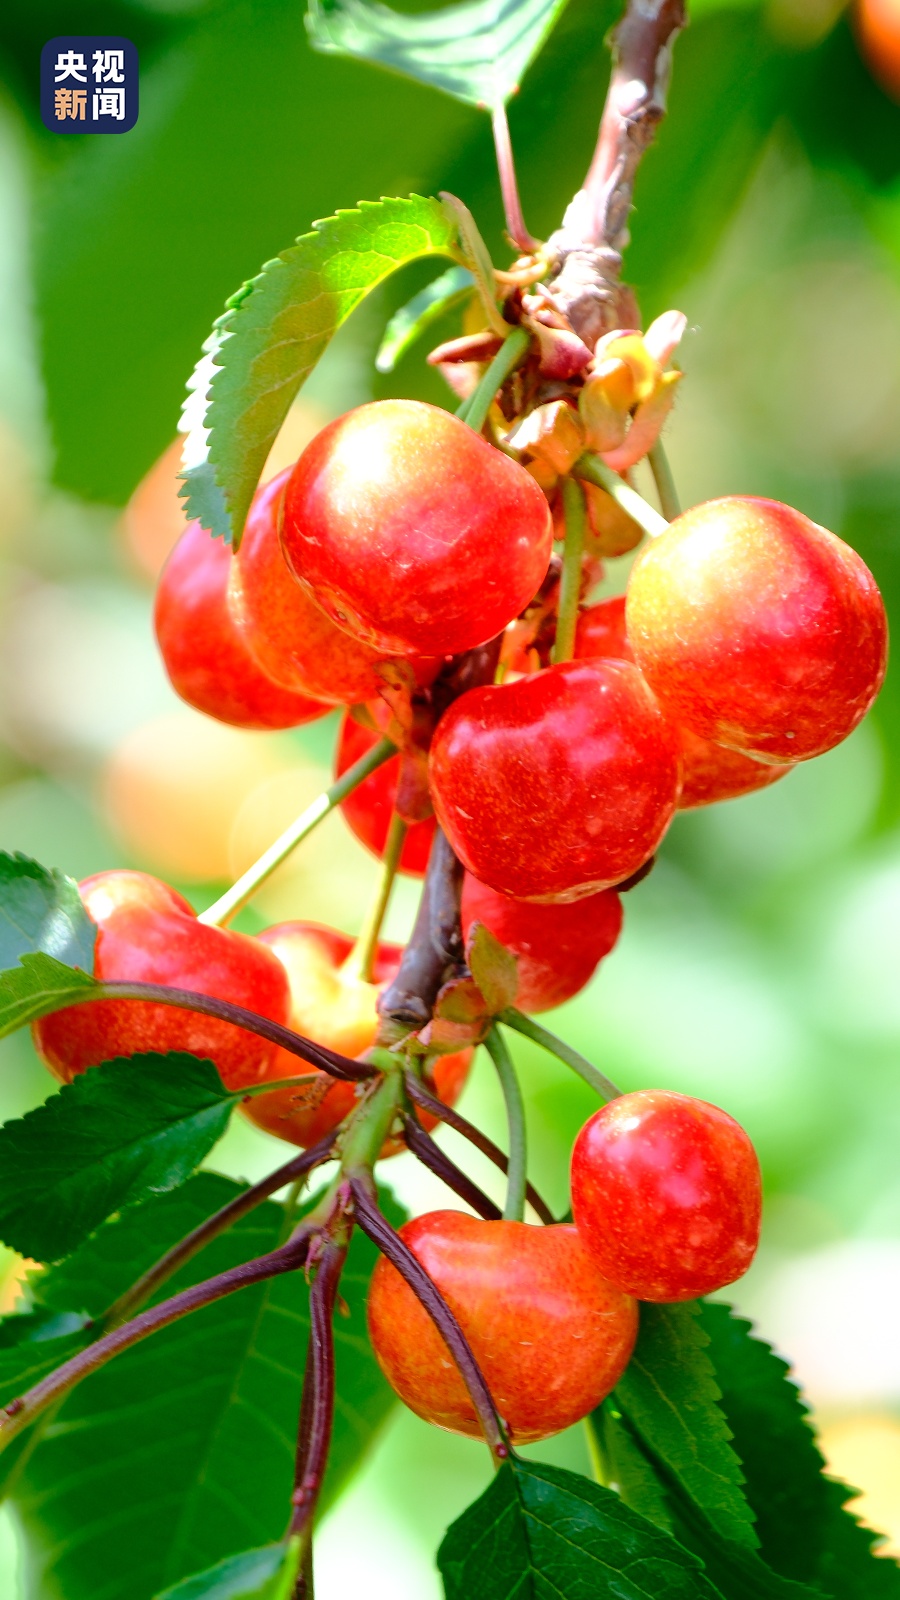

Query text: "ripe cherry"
[575, 596, 792, 809]
[625, 497, 887, 764]
[429, 659, 681, 901]
[571, 1089, 762, 1302]
[154, 520, 331, 730]
[367, 1211, 637, 1442]
[32, 870, 291, 1089]
[241, 922, 470, 1152]
[335, 712, 435, 877]
[461, 875, 622, 1013]
[281, 399, 553, 657]
[229, 471, 419, 705]
[855, 0, 900, 100]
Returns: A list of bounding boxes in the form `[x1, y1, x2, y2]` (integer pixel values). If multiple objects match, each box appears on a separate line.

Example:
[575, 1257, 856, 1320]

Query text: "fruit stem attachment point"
[485, 1026, 528, 1222]
[648, 441, 681, 521]
[459, 326, 531, 435]
[491, 104, 539, 253]
[343, 810, 407, 985]
[198, 736, 396, 928]
[552, 477, 587, 665]
[574, 453, 669, 540]
[499, 1009, 622, 1103]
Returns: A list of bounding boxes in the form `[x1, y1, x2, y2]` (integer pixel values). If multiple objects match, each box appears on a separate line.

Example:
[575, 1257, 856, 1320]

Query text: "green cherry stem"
[648, 440, 682, 521]
[574, 452, 669, 539]
[499, 1008, 622, 1102]
[198, 736, 396, 928]
[552, 476, 587, 664]
[485, 1025, 528, 1223]
[458, 326, 531, 434]
[342, 810, 407, 985]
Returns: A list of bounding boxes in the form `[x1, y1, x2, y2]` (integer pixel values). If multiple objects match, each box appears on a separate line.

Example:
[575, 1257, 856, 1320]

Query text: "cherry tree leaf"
[615, 1301, 758, 1550]
[439, 1456, 724, 1599]
[180, 194, 460, 548]
[0, 1053, 238, 1261]
[154, 1540, 301, 1600]
[0, 951, 98, 1039]
[306, 0, 571, 110]
[588, 1399, 675, 1533]
[0, 852, 95, 973]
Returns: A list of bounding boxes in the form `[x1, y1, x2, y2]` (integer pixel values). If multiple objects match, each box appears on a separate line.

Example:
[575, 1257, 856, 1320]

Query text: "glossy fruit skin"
[856, 0, 900, 100]
[241, 922, 470, 1153]
[461, 875, 622, 1013]
[429, 659, 682, 902]
[281, 399, 553, 657]
[575, 596, 791, 809]
[626, 497, 888, 763]
[367, 1212, 637, 1442]
[571, 1089, 762, 1302]
[32, 871, 291, 1090]
[336, 712, 435, 877]
[154, 519, 329, 730]
[230, 471, 411, 705]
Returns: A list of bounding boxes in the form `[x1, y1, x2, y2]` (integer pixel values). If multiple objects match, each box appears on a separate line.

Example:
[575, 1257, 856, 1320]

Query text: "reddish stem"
[404, 1072, 555, 1226]
[402, 1112, 502, 1221]
[290, 1241, 346, 1540]
[492, 104, 538, 252]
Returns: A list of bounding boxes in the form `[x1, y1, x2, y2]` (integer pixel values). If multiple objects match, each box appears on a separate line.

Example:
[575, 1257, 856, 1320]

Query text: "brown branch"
[376, 826, 464, 1034]
[546, 0, 686, 346]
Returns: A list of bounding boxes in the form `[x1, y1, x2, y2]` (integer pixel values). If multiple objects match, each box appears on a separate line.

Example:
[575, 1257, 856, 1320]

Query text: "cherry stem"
[499, 1009, 622, 1103]
[403, 1071, 555, 1224]
[100, 1132, 337, 1332]
[491, 104, 539, 253]
[349, 1173, 510, 1464]
[648, 440, 681, 521]
[198, 736, 396, 928]
[552, 477, 587, 665]
[459, 326, 531, 435]
[343, 810, 407, 985]
[574, 452, 669, 539]
[93, 980, 375, 1081]
[402, 1111, 502, 1221]
[0, 1225, 317, 1454]
[377, 826, 465, 1035]
[290, 1240, 346, 1540]
[484, 1026, 528, 1222]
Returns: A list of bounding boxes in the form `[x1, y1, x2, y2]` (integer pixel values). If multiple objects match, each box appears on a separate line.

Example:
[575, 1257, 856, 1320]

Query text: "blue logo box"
[41, 37, 139, 135]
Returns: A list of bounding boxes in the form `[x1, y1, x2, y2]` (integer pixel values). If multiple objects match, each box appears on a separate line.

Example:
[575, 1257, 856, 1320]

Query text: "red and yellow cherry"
[575, 596, 792, 809]
[855, 0, 900, 99]
[336, 712, 435, 877]
[32, 870, 291, 1089]
[240, 922, 470, 1151]
[367, 1211, 637, 1442]
[230, 471, 415, 705]
[281, 399, 553, 657]
[461, 875, 622, 1013]
[154, 519, 330, 730]
[571, 1089, 762, 1302]
[626, 498, 888, 764]
[428, 659, 681, 901]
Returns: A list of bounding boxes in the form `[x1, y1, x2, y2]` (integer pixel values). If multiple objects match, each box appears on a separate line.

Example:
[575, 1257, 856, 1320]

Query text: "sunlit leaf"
[0, 853, 94, 974]
[154, 1539, 301, 1600]
[0, 952, 98, 1040]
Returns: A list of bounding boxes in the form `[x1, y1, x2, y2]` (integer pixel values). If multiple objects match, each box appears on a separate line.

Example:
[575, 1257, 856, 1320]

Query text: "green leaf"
[306, 0, 570, 109]
[0, 951, 98, 1039]
[0, 852, 95, 974]
[154, 1540, 301, 1600]
[615, 1302, 758, 1550]
[467, 921, 519, 1014]
[588, 1400, 675, 1533]
[180, 194, 460, 547]
[375, 263, 473, 372]
[700, 1301, 900, 1596]
[0, 1053, 238, 1263]
[439, 1456, 724, 1599]
[11, 1175, 404, 1599]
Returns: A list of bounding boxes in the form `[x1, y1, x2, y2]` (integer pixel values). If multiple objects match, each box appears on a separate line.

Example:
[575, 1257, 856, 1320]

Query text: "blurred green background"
[2, 0, 900, 1591]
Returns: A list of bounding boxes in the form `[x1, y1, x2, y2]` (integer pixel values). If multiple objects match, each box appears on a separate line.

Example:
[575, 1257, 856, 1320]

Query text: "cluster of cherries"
[33, 392, 887, 1444]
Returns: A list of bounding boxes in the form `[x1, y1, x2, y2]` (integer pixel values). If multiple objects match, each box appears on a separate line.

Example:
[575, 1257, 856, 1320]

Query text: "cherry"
[855, 0, 900, 99]
[241, 922, 470, 1152]
[335, 712, 435, 877]
[281, 399, 553, 657]
[575, 596, 791, 809]
[570, 1089, 761, 1302]
[461, 875, 622, 1013]
[154, 519, 330, 730]
[229, 471, 421, 705]
[625, 497, 887, 764]
[428, 658, 681, 901]
[32, 870, 291, 1089]
[367, 1211, 637, 1442]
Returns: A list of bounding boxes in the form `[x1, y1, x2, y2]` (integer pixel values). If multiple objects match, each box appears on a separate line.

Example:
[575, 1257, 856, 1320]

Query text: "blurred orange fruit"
[856, 0, 900, 99]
